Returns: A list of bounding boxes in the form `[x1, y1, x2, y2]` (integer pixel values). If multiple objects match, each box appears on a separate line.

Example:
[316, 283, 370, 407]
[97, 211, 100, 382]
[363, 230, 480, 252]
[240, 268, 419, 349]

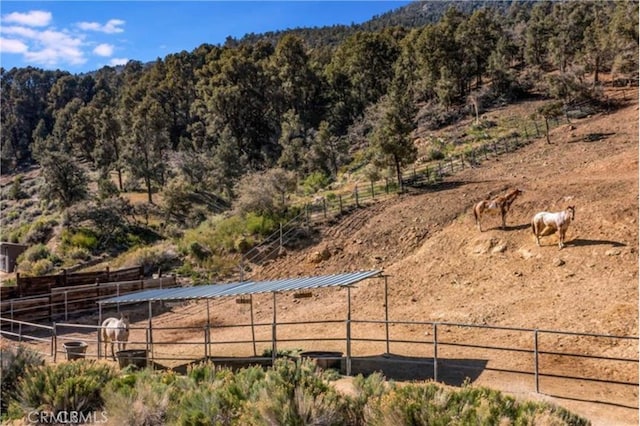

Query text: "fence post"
[460, 154, 464, 170]
[534, 121, 540, 137]
[385, 178, 389, 194]
[18, 322, 22, 342]
[354, 185, 359, 208]
[10, 300, 14, 332]
[64, 291, 68, 322]
[370, 181, 375, 200]
[449, 158, 454, 173]
[346, 286, 352, 376]
[339, 195, 343, 215]
[322, 198, 327, 219]
[52, 322, 57, 359]
[147, 302, 154, 364]
[433, 323, 438, 382]
[279, 222, 284, 249]
[239, 257, 244, 282]
[534, 329, 540, 393]
[204, 325, 209, 358]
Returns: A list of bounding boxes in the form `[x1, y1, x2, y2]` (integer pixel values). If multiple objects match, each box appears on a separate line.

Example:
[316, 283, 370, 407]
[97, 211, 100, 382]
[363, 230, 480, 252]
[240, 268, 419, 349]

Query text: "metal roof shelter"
[98, 270, 382, 305]
[96, 270, 388, 372]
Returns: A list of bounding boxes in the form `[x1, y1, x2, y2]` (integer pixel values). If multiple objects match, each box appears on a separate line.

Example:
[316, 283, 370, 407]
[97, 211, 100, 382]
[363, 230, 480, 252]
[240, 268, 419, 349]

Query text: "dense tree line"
[1, 1, 637, 219]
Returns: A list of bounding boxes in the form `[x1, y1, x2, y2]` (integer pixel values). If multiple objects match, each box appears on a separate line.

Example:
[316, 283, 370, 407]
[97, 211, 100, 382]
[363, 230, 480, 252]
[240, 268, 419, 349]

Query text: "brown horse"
[473, 188, 523, 231]
[531, 205, 575, 249]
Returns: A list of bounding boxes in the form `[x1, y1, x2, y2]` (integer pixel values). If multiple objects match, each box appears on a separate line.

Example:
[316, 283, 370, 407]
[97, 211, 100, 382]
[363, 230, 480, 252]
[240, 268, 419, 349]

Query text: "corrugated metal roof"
[98, 270, 382, 305]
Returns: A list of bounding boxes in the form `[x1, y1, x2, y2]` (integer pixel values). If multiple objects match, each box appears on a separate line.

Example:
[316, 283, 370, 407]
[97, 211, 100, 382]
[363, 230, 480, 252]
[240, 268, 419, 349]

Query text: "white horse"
[531, 206, 575, 249]
[102, 313, 130, 360]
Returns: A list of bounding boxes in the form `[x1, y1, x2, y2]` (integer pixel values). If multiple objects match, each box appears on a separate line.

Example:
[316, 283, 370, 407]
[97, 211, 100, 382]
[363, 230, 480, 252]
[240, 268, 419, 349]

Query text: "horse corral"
[1, 86, 638, 425]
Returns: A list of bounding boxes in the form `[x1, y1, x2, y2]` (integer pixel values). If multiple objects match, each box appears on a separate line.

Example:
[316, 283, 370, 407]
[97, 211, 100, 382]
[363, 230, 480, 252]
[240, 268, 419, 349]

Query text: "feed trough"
[300, 351, 343, 370]
[116, 349, 148, 369]
[63, 341, 88, 361]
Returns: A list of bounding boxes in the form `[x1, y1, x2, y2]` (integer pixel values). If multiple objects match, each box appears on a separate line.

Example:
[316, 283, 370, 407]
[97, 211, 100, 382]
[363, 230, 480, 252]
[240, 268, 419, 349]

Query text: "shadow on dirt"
[348, 353, 487, 385]
[570, 239, 626, 247]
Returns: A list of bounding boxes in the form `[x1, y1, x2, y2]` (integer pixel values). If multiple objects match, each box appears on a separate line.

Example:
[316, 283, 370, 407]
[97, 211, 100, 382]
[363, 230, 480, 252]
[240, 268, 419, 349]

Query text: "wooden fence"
[3, 265, 144, 299]
[0, 276, 177, 323]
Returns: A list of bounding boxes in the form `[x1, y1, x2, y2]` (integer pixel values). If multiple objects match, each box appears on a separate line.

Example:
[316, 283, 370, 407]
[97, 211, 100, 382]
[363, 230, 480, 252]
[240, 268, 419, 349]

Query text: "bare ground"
[9, 87, 638, 425]
[131, 90, 639, 425]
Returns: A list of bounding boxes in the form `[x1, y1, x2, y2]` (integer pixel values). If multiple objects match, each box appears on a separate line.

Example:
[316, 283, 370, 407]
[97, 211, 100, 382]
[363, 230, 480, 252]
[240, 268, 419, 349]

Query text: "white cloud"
[1, 25, 86, 66]
[1, 10, 125, 69]
[109, 57, 128, 66]
[2, 10, 51, 27]
[2, 25, 39, 39]
[93, 43, 114, 57]
[77, 19, 125, 34]
[0, 37, 28, 53]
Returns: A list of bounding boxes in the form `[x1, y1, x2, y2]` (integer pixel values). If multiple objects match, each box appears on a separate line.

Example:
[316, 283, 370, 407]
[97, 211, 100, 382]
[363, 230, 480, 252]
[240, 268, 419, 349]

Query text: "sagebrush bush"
[116, 243, 179, 276]
[24, 218, 57, 245]
[13, 360, 115, 419]
[103, 369, 178, 426]
[363, 382, 590, 426]
[237, 358, 347, 426]
[19, 243, 51, 262]
[0, 345, 43, 416]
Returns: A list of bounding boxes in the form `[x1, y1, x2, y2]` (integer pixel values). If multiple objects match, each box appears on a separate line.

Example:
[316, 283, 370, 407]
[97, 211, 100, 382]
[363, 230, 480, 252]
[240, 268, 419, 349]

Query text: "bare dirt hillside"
[167, 90, 637, 425]
[18, 89, 638, 425]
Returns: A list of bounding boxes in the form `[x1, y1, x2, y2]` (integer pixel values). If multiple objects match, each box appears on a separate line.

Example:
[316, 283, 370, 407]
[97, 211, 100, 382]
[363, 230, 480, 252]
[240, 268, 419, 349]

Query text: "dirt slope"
[37, 91, 636, 425]
[226, 93, 637, 425]
[253, 98, 638, 336]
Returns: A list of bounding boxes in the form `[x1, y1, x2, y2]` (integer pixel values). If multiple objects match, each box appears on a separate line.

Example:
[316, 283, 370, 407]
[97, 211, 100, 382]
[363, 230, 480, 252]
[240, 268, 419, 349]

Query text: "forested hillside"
[1, 0, 637, 279]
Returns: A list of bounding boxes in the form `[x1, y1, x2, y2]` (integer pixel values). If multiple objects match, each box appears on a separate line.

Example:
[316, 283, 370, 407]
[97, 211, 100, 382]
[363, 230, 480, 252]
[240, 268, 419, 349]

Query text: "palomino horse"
[473, 188, 523, 231]
[102, 313, 130, 360]
[531, 205, 575, 249]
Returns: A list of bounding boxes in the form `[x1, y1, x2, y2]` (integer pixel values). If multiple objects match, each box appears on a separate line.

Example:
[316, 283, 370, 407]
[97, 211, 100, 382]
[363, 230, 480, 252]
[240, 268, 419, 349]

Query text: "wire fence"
[238, 114, 573, 281]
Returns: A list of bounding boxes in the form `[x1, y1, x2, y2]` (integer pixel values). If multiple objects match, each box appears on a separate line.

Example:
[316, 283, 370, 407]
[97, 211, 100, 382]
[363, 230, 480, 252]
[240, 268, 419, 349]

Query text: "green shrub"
[97, 178, 119, 199]
[302, 172, 331, 195]
[66, 246, 91, 261]
[103, 368, 183, 426]
[30, 258, 55, 276]
[0, 345, 43, 416]
[12, 360, 115, 419]
[245, 213, 276, 237]
[237, 358, 346, 426]
[67, 229, 99, 251]
[363, 382, 589, 426]
[426, 148, 445, 161]
[19, 244, 50, 263]
[175, 364, 252, 425]
[24, 219, 57, 245]
[117, 244, 179, 276]
[8, 175, 27, 200]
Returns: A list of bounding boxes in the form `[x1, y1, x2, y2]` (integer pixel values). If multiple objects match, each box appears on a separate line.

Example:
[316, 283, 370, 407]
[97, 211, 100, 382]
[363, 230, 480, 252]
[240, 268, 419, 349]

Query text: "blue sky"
[0, 1, 411, 73]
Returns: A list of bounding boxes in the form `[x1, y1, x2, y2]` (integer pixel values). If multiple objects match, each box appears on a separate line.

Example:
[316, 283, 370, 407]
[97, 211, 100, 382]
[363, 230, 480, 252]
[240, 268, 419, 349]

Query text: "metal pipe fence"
[1, 314, 636, 407]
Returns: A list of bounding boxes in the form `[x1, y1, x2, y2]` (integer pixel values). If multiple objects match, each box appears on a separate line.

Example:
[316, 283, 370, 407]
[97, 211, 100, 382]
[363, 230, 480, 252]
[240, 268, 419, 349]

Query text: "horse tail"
[531, 217, 537, 236]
